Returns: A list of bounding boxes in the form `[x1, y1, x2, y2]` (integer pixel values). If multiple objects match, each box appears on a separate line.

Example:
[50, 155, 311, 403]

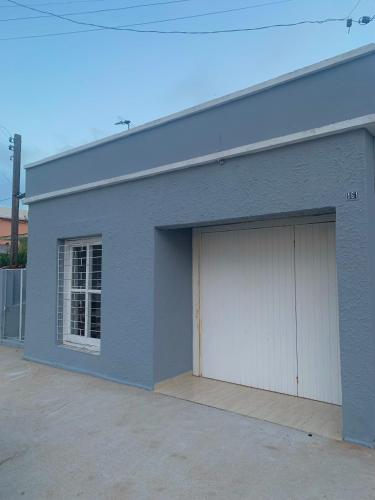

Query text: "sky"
[0, 0, 374, 207]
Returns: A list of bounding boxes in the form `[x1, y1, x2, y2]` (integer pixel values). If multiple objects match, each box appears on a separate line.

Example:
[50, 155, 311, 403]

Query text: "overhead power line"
[2, 16, 372, 41]
[0, 0, 292, 23]
[0, 124, 11, 135]
[347, 0, 362, 18]
[3, 0, 375, 38]
[0, 0, 149, 7]
[0, 171, 12, 185]
[0, 0, 296, 40]
[1, 1, 189, 21]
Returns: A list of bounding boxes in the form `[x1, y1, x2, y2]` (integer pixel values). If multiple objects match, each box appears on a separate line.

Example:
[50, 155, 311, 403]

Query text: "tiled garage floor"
[156, 372, 342, 441]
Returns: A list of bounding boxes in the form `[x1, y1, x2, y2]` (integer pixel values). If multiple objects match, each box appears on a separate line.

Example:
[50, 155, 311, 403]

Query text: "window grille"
[57, 237, 102, 352]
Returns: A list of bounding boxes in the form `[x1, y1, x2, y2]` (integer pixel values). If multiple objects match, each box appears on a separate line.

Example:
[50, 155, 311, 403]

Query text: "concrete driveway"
[0, 346, 375, 500]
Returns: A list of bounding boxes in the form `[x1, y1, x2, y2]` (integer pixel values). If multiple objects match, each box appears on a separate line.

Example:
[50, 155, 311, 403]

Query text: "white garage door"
[295, 223, 341, 405]
[195, 220, 341, 405]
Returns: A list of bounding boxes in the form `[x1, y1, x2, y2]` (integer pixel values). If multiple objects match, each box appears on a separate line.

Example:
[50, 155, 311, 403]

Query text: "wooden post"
[10, 134, 21, 267]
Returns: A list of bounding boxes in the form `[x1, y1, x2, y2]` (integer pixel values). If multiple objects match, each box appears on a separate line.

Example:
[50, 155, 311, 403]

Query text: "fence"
[0, 269, 26, 344]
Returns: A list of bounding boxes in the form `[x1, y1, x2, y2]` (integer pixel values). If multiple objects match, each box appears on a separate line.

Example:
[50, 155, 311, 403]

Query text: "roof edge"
[25, 43, 375, 170]
[24, 114, 375, 205]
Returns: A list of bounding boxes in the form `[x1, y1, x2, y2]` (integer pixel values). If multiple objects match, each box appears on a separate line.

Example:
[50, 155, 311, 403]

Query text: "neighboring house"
[23, 44, 375, 448]
[0, 208, 28, 253]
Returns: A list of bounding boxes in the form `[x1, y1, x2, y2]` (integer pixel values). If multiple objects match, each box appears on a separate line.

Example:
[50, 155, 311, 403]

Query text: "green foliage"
[0, 253, 10, 267]
[0, 237, 27, 268]
[17, 237, 27, 267]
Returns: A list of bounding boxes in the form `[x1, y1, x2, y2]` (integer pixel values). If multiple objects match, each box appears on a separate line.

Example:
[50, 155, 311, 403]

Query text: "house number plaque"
[346, 191, 359, 200]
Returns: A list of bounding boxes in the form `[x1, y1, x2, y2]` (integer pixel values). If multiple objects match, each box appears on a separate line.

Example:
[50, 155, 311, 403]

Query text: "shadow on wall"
[154, 228, 193, 384]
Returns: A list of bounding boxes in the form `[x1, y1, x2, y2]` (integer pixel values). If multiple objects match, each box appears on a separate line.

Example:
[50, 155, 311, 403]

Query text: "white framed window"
[57, 237, 102, 353]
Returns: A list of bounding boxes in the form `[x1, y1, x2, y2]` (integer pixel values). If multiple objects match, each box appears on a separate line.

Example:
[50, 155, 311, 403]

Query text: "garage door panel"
[295, 223, 341, 405]
[200, 226, 297, 396]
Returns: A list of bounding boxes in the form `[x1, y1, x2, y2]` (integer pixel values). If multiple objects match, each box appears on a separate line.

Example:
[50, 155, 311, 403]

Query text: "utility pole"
[9, 134, 21, 267]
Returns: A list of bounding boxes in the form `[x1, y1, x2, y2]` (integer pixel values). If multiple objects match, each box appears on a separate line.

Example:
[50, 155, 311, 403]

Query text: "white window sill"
[61, 340, 100, 355]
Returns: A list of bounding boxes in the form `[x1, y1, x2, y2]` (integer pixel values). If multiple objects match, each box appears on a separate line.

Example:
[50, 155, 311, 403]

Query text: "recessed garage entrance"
[193, 216, 341, 406]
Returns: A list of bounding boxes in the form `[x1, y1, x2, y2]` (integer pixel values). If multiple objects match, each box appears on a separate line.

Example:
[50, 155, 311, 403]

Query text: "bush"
[0, 253, 10, 267]
[17, 237, 27, 267]
[0, 237, 27, 268]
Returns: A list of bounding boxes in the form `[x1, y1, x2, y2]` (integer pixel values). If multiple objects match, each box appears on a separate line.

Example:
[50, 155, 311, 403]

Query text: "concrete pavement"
[0, 346, 374, 500]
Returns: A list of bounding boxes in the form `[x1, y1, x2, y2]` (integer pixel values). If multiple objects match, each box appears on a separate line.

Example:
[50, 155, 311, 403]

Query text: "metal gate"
[0, 269, 26, 343]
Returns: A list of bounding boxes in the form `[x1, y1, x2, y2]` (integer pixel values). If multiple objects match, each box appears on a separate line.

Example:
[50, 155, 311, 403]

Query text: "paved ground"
[156, 372, 341, 440]
[1, 347, 375, 500]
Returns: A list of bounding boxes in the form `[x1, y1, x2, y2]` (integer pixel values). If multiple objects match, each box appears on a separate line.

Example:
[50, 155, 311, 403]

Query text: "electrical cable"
[2, 0, 374, 38]
[0, 0, 291, 23]
[347, 0, 362, 18]
[0, 0, 168, 8]
[0, 125, 11, 136]
[0, 171, 12, 185]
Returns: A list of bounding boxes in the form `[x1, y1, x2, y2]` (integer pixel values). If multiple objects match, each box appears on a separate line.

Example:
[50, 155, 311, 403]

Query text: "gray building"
[24, 44, 375, 447]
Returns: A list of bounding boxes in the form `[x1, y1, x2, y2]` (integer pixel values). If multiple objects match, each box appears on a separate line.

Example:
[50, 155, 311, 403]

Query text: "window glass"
[90, 244, 102, 290]
[58, 237, 102, 351]
[72, 246, 87, 289]
[89, 293, 101, 339]
[70, 292, 86, 337]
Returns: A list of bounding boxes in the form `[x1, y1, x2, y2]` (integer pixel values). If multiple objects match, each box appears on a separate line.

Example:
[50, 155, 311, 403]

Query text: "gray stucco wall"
[24, 129, 375, 447]
[340, 132, 375, 447]
[154, 229, 192, 383]
[26, 51, 375, 198]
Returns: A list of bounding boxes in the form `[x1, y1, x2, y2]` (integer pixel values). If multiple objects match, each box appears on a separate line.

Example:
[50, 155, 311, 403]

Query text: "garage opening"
[194, 215, 341, 405]
[156, 214, 342, 440]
